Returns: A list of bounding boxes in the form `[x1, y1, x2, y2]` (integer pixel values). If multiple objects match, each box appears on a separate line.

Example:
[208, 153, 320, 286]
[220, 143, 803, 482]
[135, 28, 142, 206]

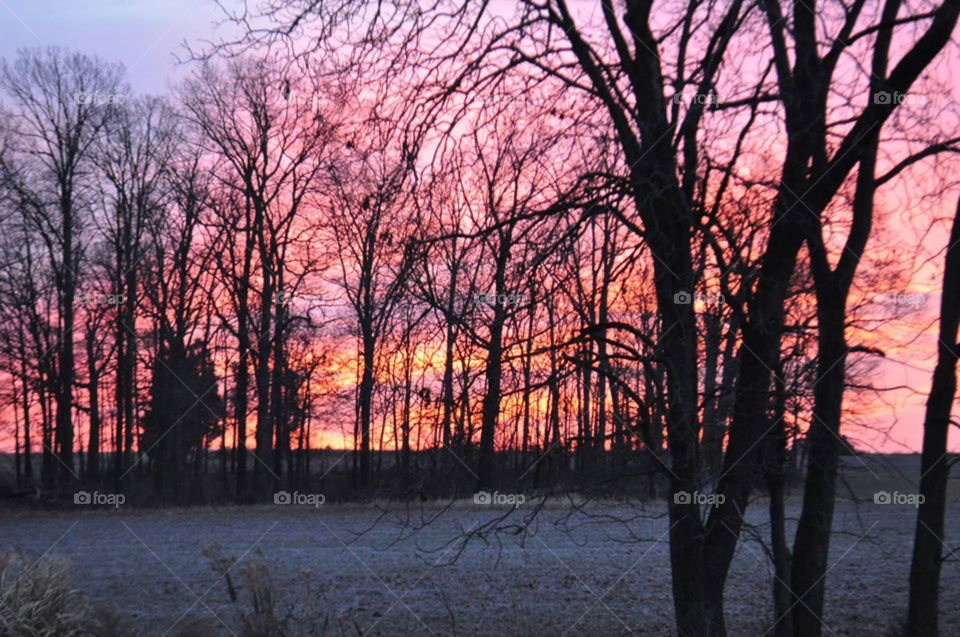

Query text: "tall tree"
[94, 95, 174, 483]
[181, 59, 331, 496]
[0, 47, 123, 487]
[907, 195, 960, 636]
[323, 110, 418, 487]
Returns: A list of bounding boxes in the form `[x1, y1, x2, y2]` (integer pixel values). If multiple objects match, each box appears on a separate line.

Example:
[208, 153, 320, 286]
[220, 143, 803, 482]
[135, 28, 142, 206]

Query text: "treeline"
[0, 50, 757, 502]
[1, 0, 960, 633]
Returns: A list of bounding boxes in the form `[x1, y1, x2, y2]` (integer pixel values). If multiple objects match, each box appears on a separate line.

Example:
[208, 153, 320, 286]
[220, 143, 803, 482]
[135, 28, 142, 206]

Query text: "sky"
[0, 0, 228, 96]
[0, 0, 956, 455]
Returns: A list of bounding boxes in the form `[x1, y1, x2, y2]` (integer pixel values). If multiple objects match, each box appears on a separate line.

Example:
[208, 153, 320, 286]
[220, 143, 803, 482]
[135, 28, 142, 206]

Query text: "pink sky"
[0, 0, 956, 454]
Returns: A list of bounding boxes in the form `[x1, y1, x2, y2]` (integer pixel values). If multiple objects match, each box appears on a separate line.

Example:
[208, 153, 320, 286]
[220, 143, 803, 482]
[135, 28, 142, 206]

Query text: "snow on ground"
[1, 496, 956, 636]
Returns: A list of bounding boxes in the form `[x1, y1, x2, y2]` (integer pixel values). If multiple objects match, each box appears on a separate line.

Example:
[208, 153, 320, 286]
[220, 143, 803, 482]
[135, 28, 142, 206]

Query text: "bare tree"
[322, 108, 419, 487]
[181, 58, 332, 496]
[0, 47, 123, 487]
[907, 195, 960, 636]
[93, 95, 175, 484]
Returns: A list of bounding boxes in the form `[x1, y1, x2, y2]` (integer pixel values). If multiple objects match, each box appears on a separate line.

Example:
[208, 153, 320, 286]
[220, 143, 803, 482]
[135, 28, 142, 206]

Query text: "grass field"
[0, 455, 956, 636]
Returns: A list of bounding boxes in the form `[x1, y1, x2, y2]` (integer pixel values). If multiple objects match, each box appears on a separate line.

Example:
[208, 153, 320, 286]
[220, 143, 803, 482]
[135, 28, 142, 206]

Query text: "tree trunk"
[702, 224, 806, 632]
[440, 238, 459, 449]
[358, 328, 375, 486]
[55, 193, 76, 486]
[907, 198, 960, 636]
[596, 235, 611, 472]
[477, 313, 504, 490]
[122, 267, 137, 473]
[521, 287, 535, 476]
[401, 328, 413, 475]
[18, 332, 33, 482]
[254, 277, 275, 496]
[270, 285, 286, 490]
[13, 380, 22, 486]
[40, 368, 54, 489]
[790, 289, 846, 636]
[767, 363, 792, 637]
[86, 331, 101, 481]
[701, 312, 723, 486]
[235, 346, 249, 496]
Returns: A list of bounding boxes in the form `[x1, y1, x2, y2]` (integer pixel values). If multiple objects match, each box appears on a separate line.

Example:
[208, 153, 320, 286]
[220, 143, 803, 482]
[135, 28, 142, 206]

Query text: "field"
[1, 456, 956, 636]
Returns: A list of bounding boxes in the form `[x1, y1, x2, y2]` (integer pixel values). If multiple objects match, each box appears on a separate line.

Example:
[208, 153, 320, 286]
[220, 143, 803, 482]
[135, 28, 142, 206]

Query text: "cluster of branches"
[0, 0, 958, 634]
[204, 0, 960, 635]
[0, 53, 340, 502]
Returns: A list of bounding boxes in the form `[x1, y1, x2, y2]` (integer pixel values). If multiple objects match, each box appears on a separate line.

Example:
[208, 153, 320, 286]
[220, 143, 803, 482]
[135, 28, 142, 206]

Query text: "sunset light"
[0, 1, 958, 635]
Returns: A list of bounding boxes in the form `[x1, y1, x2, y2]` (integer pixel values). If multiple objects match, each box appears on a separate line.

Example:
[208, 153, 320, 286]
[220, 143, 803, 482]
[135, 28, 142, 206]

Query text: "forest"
[0, 1, 959, 635]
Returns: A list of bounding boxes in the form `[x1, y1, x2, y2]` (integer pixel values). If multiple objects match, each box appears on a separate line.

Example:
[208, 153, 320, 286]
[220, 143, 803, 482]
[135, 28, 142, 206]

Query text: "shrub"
[0, 550, 124, 636]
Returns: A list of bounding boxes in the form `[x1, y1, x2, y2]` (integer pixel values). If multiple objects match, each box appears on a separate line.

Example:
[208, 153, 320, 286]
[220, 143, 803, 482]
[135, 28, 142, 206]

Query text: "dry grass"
[204, 542, 295, 636]
[0, 550, 125, 636]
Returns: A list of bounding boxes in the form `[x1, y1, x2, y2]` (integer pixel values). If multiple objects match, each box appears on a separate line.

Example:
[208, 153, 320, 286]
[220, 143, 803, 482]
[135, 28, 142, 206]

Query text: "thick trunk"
[907, 201, 960, 636]
[790, 290, 846, 636]
[540, 298, 562, 486]
[596, 230, 612, 469]
[13, 382, 22, 485]
[114, 301, 137, 480]
[478, 242, 510, 490]
[579, 341, 591, 472]
[234, 205, 255, 496]
[790, 82, 880, 631]
[769, 479, 792, 636]
[305, 380, 313, 477]
[477, 316, 504, 490]
[702, 223, 805, 625]
[113, 251, 137, 483]
[521, 316, 533, 473]
[635, 179, 703, 636]
[659, 286, 706, 636]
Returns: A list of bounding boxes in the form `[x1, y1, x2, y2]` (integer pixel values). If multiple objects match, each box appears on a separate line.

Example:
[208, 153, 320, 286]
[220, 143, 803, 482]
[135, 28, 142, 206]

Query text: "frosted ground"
[1, 456, 957, 636]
